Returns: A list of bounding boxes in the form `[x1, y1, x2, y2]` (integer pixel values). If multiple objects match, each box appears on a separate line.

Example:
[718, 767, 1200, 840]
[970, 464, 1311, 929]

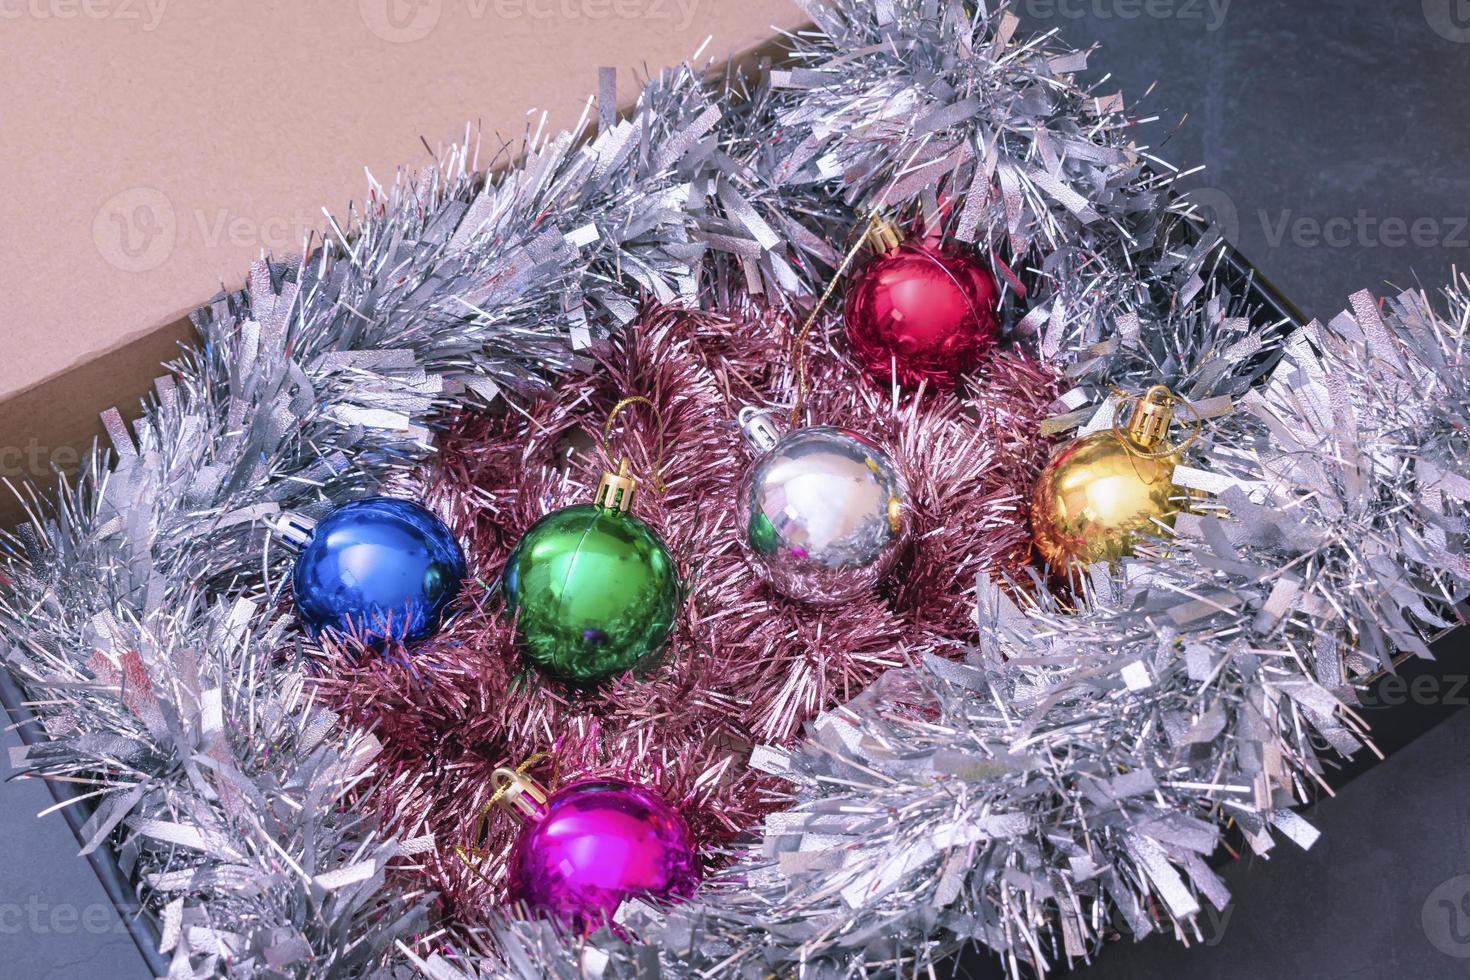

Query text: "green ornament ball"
[501, 503, 679, 684]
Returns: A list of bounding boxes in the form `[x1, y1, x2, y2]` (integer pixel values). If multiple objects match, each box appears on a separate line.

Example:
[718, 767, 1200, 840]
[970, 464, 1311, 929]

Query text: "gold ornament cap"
[1123, 385, 1178, 451]
[863, 215, 904, 254]
[455, 759, 551, 881]
[594, 458, 639, 512]
[490, 766, 550, 823]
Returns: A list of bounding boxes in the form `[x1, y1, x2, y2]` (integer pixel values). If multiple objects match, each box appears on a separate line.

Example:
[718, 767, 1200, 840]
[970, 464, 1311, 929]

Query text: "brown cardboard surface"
[0, 315, 195, 522]
[0, 1, 803, 527]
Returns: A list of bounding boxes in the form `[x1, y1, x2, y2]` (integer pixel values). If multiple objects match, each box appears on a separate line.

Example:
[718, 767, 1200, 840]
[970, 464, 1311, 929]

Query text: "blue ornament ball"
[291, 497, 466, 646]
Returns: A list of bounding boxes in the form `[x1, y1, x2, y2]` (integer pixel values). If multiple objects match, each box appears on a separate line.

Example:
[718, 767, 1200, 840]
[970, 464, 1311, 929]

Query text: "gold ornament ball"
[1030, 387, 1193, 574]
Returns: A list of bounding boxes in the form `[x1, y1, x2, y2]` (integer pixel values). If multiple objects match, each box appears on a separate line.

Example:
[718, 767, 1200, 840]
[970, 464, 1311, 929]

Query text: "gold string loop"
[790, 210, 888, 425]
[452, 752, 552, 883]
[602, 395, 667, 493]
[1107, 384, 1203, 460]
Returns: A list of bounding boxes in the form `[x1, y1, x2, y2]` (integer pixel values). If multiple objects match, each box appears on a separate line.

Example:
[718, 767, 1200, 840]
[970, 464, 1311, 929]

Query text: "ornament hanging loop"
[266, 511, 318, 550]
[791, 210, 888, 425]
[1109, 384, 1203, 460]
[601, 394, 667, 496]
[594, 459, 639, 512]
[453, 753, 552, 882]
[490, 765, 550, 823]
[737, 406, 782, 453]
[863, 215, 904, 254]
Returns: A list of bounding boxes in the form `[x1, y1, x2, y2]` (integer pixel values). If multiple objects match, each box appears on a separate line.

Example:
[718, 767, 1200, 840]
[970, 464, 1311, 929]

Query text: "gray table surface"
[6, 2, 1470, 978]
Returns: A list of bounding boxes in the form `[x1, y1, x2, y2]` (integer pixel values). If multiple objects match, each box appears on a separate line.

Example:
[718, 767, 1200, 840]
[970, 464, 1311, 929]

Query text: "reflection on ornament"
[288, 496, 465, 646]
[502, 460, 679, 684]
[735, 409, 909, 605]
[493, 767, 700, 934]
[1031, 385, 1194, 576]
[844, 218, 1001, 390]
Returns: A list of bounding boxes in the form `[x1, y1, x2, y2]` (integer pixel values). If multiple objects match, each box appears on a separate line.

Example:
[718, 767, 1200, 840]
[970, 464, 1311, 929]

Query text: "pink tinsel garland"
[311, 302, 1061, 923]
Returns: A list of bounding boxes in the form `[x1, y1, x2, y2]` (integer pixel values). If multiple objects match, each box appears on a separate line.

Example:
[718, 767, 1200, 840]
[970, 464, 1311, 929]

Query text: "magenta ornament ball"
[505, 778, 700, 932]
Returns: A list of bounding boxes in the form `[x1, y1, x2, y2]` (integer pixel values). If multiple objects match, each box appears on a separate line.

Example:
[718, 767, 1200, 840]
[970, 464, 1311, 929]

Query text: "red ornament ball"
[843, 240, 1001, 389]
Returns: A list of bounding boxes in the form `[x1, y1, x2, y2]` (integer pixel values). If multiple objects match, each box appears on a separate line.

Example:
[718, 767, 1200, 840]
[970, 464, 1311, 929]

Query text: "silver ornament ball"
[736, 421, 910, 606]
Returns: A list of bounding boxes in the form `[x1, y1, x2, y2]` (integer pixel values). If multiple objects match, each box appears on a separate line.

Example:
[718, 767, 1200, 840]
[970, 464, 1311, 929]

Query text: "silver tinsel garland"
[2, 60, 725, 976]
[2, 1, 1467, 977]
